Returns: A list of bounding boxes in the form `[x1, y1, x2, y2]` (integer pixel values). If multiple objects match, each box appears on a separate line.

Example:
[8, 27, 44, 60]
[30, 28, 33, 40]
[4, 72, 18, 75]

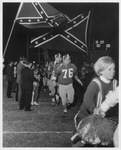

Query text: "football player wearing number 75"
[52, 54, 83, 115]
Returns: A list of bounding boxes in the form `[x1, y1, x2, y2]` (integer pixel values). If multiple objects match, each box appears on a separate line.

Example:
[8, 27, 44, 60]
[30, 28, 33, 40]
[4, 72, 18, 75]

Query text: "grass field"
[3, 75, 82, 147]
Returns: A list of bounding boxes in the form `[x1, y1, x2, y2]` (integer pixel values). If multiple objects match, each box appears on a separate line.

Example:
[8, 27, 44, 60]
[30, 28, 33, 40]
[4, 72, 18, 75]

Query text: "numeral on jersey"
[62, 68, 73, 78]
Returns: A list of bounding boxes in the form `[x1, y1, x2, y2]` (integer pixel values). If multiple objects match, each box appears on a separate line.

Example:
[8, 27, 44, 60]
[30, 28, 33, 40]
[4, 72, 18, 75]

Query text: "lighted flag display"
[30, 11, 90, 53]
[15, 2, 69, 28]
[15, 2, 90, 53]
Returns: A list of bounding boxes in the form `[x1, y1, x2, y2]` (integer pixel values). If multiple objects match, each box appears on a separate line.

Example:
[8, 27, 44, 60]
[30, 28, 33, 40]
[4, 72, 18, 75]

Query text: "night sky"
[3, 2, 119, 65]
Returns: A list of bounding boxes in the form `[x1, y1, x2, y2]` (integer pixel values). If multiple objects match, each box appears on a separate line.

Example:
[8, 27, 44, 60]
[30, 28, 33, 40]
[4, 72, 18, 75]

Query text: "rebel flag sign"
[30, 11, 90, 53]
[3, 2, 90, 57]
[15, 2, 69, 28]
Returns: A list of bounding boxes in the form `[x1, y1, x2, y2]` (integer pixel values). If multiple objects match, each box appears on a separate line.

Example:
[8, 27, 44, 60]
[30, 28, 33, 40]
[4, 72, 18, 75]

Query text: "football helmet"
[54, 53, 61, 59]
[63, 54, 71, 64]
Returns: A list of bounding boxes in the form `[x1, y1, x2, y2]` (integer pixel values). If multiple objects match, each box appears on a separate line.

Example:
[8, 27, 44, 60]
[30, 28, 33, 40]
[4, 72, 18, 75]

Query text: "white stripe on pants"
[59, 83, 74, 107]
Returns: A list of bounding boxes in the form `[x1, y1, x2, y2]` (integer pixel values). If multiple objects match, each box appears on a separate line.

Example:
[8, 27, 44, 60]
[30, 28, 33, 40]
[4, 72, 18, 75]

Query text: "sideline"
[3, 131, 74, 134]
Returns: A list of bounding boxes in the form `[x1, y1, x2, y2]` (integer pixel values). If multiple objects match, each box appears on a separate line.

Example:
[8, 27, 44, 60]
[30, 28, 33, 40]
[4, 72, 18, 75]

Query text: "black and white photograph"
[2, 0, 120, 148]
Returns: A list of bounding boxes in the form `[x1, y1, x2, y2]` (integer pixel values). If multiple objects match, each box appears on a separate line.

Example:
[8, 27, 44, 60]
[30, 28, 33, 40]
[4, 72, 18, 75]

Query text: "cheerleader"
[72, 86, 119, 147]
[75, 56, 117, 128]
[72, 56, 118, 147]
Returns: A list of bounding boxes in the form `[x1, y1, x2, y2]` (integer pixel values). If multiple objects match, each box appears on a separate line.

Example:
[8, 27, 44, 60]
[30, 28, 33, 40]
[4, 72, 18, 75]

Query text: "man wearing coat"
[19, 61, 39, 111]
[6, 60, 14, 98]
[16, 57, 26, 102]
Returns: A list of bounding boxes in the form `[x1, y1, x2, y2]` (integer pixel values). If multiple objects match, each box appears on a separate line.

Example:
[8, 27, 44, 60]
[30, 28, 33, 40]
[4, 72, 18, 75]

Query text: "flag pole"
[87, 10, 93, 61]
[3, 3, 23, 58]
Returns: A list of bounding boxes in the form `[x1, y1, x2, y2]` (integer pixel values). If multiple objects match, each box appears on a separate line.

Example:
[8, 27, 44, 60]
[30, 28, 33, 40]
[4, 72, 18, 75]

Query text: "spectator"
[42, 62, 49, 92]
[12, 61, 18, 92]
[16, 56, 26, 103]
[19, 61, 39, 111]
[6, 60, 14, 98]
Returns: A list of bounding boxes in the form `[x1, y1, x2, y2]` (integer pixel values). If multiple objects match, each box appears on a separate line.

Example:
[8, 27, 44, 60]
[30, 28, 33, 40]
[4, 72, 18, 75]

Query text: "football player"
[52, 54, 83, 114]
[47, 53, 62, 106]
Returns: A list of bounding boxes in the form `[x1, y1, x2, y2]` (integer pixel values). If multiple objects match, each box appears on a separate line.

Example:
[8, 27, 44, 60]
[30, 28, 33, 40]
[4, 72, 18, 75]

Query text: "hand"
[93, 107, 100, 115]
[80, 81, 83, 86]
[98, 108, 105, 117]
[93, 107, 105, 117]
[78, 79, 83, 86]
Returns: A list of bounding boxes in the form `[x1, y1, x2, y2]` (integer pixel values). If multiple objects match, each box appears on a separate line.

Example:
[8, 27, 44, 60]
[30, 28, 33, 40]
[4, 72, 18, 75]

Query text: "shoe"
[52, 98, 56, 106]
[31, 102, 34, 106]
[63, 108, 68, 114]
[19, 107, 24, 110]
[62, 109, 67, 118]
[55, 95, 60, 106]
[6, 96, 13, 98]
[44, 89, 46, 92]
[52, 101, 56, 106]
[25, 108, 33, 111]
[33, 102, 39, 105]
[49, 93, 52, 96]
[67, 103, 71, 111]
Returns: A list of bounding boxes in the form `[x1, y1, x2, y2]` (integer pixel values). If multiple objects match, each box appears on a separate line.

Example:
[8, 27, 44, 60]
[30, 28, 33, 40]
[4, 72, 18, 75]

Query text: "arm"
[48, 62, 54, 73]
[73, 64, 83, 86]
[74, 75, 83, 86]
[83, 81, 99, 113]
[51, 63, 62, 80]
[100, 86, 119, 112]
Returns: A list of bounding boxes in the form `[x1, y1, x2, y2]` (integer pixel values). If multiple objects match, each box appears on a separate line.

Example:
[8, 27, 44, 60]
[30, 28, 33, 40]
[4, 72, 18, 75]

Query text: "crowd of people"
[4, 54, 119, 147]
[5, 57, 41, 111]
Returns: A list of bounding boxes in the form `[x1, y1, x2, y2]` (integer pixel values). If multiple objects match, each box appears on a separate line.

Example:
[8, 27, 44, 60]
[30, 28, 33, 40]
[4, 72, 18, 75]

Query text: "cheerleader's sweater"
[80, 77, 115, 116]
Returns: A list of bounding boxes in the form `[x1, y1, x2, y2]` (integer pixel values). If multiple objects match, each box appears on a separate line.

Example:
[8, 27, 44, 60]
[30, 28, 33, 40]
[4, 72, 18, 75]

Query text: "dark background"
[3, 2, 119, 76]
